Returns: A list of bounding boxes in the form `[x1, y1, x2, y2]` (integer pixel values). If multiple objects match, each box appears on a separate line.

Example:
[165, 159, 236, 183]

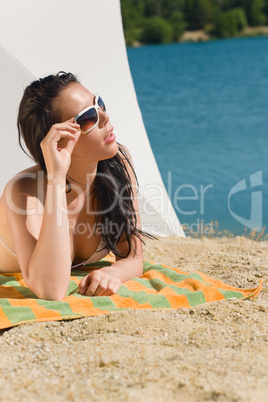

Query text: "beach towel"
[0, 258, 262, 330]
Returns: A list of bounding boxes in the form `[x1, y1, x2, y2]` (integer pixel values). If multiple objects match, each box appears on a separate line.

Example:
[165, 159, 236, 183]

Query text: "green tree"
[120, 0, 144, 29]
[120, 0, 145, 45]
[144, 0, 162, 17]
[194, 0, 214, 28]
[171, 11, 187, 40]
[141, 16, 173, 44]
[161, 0, 185, 19]
[183, 0, 196, 28]
[232, 7, 248, 28]
[227, 0, 266, 25]
[213, 11, 237, 36]
[265, 0, 268, 18]
[213, 7, 247, 36]
[183, 0, 213, 29]
[249, 0, 266, 25]
[120, 0, 268, 46]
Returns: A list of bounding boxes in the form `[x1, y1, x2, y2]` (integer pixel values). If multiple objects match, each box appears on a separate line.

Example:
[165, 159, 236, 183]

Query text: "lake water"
[127, 36, 268, 237]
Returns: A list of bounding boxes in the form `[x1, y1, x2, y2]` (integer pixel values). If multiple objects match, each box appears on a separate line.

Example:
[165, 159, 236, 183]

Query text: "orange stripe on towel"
[0, 305, 13, 329]
[196, 272, 263, 298]
[66, 295, 110, 316]
[124, 280, 159, 294]
[8, 299, 62, 319]
[158, 287, 191, 308]
[69, 276, 81, 286]
[184, 279, 227, 303]
[159, 263, 189, 276]
[110, 294, 154, 309]
[0, 286, 26, 299]
[142, 270, 181, 285]
[123, 279, 191, 308]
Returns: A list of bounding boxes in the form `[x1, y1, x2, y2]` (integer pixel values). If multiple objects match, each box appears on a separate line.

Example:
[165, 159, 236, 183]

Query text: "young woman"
[0, 72, 151, 300]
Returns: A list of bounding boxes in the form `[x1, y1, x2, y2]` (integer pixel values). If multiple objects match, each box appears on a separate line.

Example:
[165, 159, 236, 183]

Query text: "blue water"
[127, 37, 268, 237]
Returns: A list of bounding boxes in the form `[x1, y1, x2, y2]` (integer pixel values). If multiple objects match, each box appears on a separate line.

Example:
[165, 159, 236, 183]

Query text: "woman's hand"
[79, 270, 122, 297]
[40, 118, 81, 179]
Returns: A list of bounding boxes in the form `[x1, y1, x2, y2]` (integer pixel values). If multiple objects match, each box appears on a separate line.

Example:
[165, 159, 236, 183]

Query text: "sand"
[0, 235, 267, 401]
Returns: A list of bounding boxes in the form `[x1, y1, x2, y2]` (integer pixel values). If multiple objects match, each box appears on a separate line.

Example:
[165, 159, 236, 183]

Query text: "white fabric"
[0, 0, 185, 237]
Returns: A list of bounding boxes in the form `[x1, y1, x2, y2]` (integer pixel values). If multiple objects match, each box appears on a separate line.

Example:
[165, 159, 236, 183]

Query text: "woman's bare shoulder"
[6, 165, 43, 189]
[1, 164, 45, 206]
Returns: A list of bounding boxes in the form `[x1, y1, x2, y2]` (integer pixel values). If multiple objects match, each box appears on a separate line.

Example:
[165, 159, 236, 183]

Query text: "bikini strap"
[0, 234, 16, 255]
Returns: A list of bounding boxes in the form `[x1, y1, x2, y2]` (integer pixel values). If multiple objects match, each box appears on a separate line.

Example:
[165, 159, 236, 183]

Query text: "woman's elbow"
[25, 266, 69, 301]
[26, 280, 67, 301]
[34, 288, 67, 301]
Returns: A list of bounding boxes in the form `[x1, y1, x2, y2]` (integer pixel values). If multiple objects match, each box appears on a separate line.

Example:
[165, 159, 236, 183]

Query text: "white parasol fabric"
[0, 0, 185, 237]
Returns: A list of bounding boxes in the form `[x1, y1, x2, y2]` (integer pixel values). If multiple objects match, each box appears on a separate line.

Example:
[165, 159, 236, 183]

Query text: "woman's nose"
[99, 110, 109, 127]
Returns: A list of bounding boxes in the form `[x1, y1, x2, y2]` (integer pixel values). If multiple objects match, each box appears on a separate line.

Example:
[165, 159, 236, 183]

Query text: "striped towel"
[0, 258, 262, 329]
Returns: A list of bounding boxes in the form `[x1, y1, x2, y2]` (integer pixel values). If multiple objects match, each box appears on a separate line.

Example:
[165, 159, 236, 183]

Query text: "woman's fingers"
[43, 131, 75, 143]
[42, 123, 80, 143]
[64, 130, 81, 153]
[79, 273, 92, 294]
[41, 132, 78, 154]
[41, 122, 81, 149]
[84, 271, 102, 296]
[40, 119, 81, 178]
[101, 279, 121, 296]
[79, 271, 122, 297]
[53, 122, 79, 131]
[86, 273, 109, 296]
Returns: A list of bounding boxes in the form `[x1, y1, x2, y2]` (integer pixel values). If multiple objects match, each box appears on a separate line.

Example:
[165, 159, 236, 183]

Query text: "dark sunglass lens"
[77, 108, 97, 132]
[98, 96, 106, 112]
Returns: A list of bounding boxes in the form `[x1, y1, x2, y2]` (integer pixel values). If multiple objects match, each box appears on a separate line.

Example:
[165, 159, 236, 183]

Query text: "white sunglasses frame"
[74, 93, 106, 134]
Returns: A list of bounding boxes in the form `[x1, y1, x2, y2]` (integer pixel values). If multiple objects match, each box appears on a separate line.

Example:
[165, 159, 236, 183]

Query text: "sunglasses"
[74, 94, 106, 134]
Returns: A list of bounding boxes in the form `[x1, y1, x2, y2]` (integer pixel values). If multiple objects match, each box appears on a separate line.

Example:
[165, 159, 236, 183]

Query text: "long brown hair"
[17, 72, 154, 257]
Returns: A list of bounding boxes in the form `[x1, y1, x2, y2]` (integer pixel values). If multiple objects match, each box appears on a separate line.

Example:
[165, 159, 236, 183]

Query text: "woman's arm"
[28, 177, 71, 300]
[5, 176, 71, 300]
[98, 237, 143, 283]
[5, 120, 81, 301]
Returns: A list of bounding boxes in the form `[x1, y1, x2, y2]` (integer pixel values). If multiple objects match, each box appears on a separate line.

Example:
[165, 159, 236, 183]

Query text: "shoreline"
[131, 26, 268, 47]
[181, 26, 268, 43]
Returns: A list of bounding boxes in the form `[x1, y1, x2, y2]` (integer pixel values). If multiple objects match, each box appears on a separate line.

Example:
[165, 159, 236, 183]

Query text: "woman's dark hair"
[17, 72, 155, 258]
[18, 72, 76, 172]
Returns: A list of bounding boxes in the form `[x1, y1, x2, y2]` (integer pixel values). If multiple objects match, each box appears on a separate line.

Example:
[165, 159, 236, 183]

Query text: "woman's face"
[58, 82, 118, 162]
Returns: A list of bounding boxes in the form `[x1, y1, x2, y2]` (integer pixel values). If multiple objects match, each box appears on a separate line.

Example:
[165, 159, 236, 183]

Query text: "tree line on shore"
[121, 0, 268, 45]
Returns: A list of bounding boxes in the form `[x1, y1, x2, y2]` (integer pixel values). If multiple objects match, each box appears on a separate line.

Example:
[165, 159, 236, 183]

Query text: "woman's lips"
[104, 130, 116, 143]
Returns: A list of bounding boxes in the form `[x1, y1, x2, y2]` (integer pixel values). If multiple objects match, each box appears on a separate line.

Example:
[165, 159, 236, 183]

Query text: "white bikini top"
[70, 239, 109, 269]
[0, 234, 16, 256]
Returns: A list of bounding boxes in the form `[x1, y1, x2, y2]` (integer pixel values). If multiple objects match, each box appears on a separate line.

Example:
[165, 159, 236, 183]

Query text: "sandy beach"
[0, 235, 267, 401]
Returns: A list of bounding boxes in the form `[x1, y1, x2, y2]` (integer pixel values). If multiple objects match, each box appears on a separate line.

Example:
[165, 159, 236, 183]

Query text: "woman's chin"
[103, 141, 119, 159]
